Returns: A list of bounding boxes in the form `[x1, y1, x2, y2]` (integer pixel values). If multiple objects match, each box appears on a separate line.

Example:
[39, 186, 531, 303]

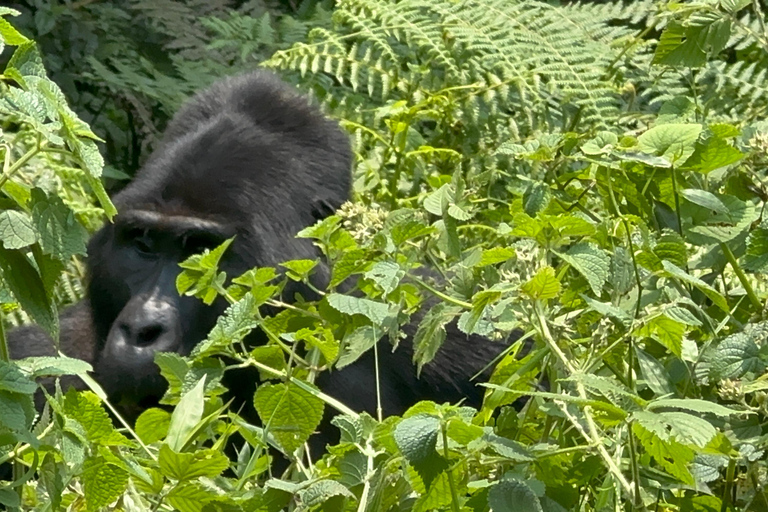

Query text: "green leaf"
[166, 376, 206, 452]
[298, 480, 355, 508]
[82, 455, 128, 511]
[158, 444, 229, 481]
[31, 188, 88, 260]
[336, 325, 380, 368]
[192, 294, 258, 358]
[394, 413, 440, 464]
[254, 380, 324, 454]
[413, 303, 461, 373]
[648, 398, 739, 418]
[0, 16, 28, 46]
[0, 210, 36, 249]
[682, 135, 743, 174]
[707, 321, 768, 379]
[0, 390, 34, 431]
[635, 347, 674, 396]
[477, 247, 515, 267]
[556, 242, 610, 296]
[487, 478, 543, 512]
[280, 259, 318, 281]
[0, 359, 37, 394]
[521, 266, 560, 300]
[364, 260, 404, 295]
[63, 389, 127, 445]
[633, 422, 694, 485]
[638, 124, 702, 165]
[0, 245, 58, 339]
[15, 355, 92, 378]
[135, 408, 171, 444]
[522, 181, 550, 217]
[635, 315, 685, 358]
[680, 189, 729, 216]
[166, 482, 214, 512]
[327, 293, 390, 325]
[744, 228, 768, 272]
[582, 131, 618, 155]
[661, 260, 728, 312]
[653, 18, 730, 68]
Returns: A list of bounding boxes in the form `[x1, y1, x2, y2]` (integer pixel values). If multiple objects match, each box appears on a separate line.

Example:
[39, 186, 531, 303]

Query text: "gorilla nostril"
[135, 324, 165, 347]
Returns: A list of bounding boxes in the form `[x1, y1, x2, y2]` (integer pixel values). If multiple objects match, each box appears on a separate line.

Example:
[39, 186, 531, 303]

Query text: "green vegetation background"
[1, 0, 768, 510]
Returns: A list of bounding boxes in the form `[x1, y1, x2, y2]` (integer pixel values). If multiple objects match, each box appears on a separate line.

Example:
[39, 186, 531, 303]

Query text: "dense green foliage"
[1, 1, 768, 511]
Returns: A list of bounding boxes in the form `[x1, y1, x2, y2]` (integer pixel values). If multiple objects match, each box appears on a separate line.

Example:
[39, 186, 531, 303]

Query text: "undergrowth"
[1, 0, 768, 510]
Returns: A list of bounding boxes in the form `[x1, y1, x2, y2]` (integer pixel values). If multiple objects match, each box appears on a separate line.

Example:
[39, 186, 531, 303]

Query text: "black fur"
[8, 71, 507, 454]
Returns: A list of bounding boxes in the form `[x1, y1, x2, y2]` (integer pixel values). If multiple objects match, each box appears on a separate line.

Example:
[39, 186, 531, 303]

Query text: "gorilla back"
[9, 71, 506, 442]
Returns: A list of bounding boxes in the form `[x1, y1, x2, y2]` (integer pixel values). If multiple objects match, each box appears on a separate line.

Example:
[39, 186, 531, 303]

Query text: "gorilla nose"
[110, 298, 181, 353]
[119, 321, 169, 348]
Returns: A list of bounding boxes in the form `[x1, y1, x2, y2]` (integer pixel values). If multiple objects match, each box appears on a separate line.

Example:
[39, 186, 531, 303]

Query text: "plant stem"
[720, 242, 762, 311]
[533, 304, 635, 498]
[0, 140, 44, 189]
[442, 423, 462, 512]
[410, 276, 473, 309]
[0, 313, 9, 363]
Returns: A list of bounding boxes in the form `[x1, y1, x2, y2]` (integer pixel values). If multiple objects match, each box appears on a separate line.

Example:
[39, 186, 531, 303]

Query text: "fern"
[267, 0, 645, 133]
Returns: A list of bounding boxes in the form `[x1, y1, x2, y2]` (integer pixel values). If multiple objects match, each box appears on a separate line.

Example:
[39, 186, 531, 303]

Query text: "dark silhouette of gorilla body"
[8, 71, 506, 453]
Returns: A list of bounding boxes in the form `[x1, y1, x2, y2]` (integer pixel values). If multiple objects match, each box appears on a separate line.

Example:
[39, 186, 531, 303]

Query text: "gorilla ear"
[311, 198, 339, 222]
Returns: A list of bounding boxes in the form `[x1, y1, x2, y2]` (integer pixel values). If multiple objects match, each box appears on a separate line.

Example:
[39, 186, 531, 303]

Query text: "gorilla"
[8, 71, 507, 454]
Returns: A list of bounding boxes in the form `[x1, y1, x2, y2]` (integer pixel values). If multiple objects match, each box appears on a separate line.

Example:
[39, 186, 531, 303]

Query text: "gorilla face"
[86, 213, 235, 409]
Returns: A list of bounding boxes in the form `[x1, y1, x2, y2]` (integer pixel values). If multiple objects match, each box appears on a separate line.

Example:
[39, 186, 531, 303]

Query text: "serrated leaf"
[0, 210, 36, 249]
[394, 414, 440, 463]
[633, 422, 694, 484]
[166, 482, 214, 512]
[477, 247, 515, 267]
[158, 444, 229, 481]
[413, 303, 461, 372]
[556, 242, 610, 296]
[0, 359, 37, 394]
[280, 259, 317, 281]
[707, 321, 768, 379]
[744, 228, 768, 272]
[327, 293, 390, 325]
[15, 355, 92, 378]
[364, 260, 404, 295]
[254, 381, 324, 454]
[135, 408, 171, 444]
[488, 478, 543, 512]
[82, 456, 128, 511]
[522, 181, 550, 217]
[521, 266, 560, 300]
[298, 480, 355, 507]
[635, 315, 684, 357]
[336, 325, 380, 368]
[192, 295, 257, 358]
[63, 389, 127, 445]
[31, 188, 88, 260]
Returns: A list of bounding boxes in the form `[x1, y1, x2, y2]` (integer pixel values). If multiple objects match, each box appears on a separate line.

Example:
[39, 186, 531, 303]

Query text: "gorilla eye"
[181, 233, 219, 256]
[124, 228, 156, 256]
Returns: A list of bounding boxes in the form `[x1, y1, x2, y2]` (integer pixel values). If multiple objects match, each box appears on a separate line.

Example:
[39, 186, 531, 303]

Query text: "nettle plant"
[1, 1, 768, 511]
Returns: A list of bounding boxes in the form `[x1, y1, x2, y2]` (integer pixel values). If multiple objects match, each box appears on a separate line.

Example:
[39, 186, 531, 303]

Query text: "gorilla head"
[84, 72, 352, 409]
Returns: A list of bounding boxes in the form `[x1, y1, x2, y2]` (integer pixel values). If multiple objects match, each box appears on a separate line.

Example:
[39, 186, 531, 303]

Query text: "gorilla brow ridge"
[117, 209, 235, 239]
